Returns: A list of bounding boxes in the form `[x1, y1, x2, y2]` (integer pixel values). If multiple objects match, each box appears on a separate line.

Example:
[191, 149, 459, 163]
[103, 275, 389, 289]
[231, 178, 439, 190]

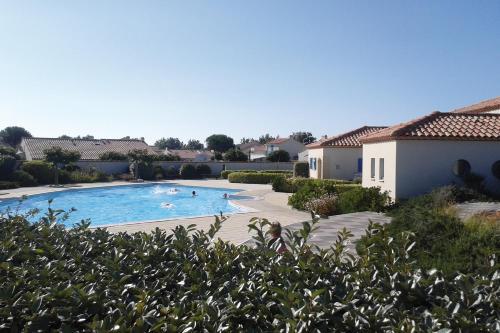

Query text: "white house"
[306, 126, 387, 180]
[360, 111, 500, 200]
[265, 138, 305, 160]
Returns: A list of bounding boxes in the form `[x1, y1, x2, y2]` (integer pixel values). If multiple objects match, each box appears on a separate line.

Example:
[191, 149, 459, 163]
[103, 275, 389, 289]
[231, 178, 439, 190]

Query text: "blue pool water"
[0, 184, 245, 227]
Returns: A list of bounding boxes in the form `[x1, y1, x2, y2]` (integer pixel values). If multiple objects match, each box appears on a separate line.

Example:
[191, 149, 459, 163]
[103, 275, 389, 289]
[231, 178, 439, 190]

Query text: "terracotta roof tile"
[307, 126, 387, 148]
[267, 138, 290, 145]
[360, 112, 500, 143]
[452, 96, 500, 114]
[167, 149, 214, 160]
[22, 137, 157, 160]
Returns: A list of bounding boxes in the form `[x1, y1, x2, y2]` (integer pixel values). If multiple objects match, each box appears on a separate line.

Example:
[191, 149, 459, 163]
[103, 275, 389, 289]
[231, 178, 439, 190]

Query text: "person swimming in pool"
[161, 202, 173, 209]
[223, 193, 228, 199]
[192, 190, 197, 197]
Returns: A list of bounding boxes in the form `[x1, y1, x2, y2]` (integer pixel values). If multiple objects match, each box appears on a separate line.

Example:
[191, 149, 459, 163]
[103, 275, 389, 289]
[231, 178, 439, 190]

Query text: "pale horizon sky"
[1, 1, 499, 145]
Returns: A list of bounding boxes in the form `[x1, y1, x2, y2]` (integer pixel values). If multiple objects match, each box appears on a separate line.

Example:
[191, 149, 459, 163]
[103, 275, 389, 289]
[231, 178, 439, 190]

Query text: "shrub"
[11, 170, 37, 187]
[165, 166, 178, 178]
[222, 170, 292, 180]
[99, 151, 128, 160]
[180, 164, 196, 179]
[288, 182, 361, 210]
[195, 164, 211, 177]
[274, 177, 354, 193]
[228, 172, 285, 184]
[0, 181, 18, 189]
[63, 163, 81, 172]
[21, 161, 55, 184]
[69, 170, 112, 183]
[293, 162, 309, 178]
[0, 155, 16, 179]
[337, 187, 390, 214]
[153, 165, 165, 180]
[304, 193, 338, 217]
[137, 162, 155, 180]
[0, 209, 497, 331]
[267, 150, 290, 162]
[223, 148, 248, 161]
[0, 146, 17, 157]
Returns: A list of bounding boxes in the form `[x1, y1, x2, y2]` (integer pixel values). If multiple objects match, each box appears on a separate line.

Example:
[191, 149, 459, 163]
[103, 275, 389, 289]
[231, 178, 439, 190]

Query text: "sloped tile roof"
[22, 137, 157, 160]
[307, 126, 387, 148]
[360, 112, 500, 143]
[267, 138, 290, 145]
[167, 149, 214, 160]
[452, 96, 500, 114]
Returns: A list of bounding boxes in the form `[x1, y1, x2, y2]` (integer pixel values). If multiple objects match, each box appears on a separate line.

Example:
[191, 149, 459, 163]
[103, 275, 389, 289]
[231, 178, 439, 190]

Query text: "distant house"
[265, 138, 305, 160]
[20, 137, 157, 161]
[307, 126, 387, 180]
[166, 149, 214, 162]
[237, 141, 265, 161]
[452, 96, 500, 114]
[360, 111, 500, 200]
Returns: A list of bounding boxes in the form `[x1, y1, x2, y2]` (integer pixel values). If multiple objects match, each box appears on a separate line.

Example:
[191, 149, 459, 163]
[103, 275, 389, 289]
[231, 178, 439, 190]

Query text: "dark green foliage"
[68, 170, 112, 183]
[336, 186, 390, 213]
[0, 126, 32, 146]
[213, 152, 223, 161]
[205, 134, 234, 153]
[151, 154, 180, 161]
[11, 170, 37, 187]
[165, 166, 178, 178]
[222, 170, 292, 179]
[293, 162, 309, 178]
[154, 137, 183, 150]
[0, 209, 497, 331]
[21, 161, 55, 184]
[290, 131, 316, 144]
[359, 188, 500, 275]
[63, 163, 81, 172]
[267, 150, 290, 162]
[0, 146, 18, 157]
[273, 177, 354, 193]
[153, 165, 165, 180]
[44, 147, 82, 185]
[127, 149, 155, 163]
[228, 172, 287, 184]
[137, 162, 155, 180]
[184, 139, 204, 150]
[0, 181, 18, 189]
[223, 148, 248, 161]
[180, 164, 197, 179]
[195, 164, 211, 177]
[99, 151, 128, 160]
[0, 155, 16, 179]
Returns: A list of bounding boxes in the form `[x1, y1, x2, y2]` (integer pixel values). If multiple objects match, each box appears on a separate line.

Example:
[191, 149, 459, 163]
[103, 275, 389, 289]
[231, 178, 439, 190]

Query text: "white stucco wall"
[362, 142, 398, 198]
[395, 140, 500, 198]
[268, 140, 306, 160]
[308, 147, 363, 180]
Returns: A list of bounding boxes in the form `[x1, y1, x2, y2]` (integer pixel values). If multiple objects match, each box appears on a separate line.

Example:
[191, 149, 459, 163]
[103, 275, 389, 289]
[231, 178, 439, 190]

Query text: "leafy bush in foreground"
[0, 208, 497, 331]
[287, 182, 360, 211]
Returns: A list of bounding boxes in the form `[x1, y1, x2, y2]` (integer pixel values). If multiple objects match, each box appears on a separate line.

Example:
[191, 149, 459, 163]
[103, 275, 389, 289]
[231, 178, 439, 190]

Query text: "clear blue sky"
[1, 1, 499, 145]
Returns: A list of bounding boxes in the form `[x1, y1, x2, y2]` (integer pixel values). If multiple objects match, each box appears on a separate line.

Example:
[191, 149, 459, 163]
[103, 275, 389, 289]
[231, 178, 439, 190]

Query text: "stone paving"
[454, 202, 500, 220]
[242, 211, 391, 252]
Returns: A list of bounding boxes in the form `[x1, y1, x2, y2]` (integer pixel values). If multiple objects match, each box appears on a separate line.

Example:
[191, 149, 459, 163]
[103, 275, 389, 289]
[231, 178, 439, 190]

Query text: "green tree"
[240, 137, 255, 144]
[291, 131, 316, 145]
[155, 137, 183, 150]
[205, 134, 234, 153]
[267, 150, 290, 162]
[223, 148, 248, 162]
[184, 139, 204, 150]
[43, 147, 81, 185]
[258, 134, 275, 144]
[0, 126, 32, 147]
[58, 135, 72, 139]
[99, 152, 128, 161]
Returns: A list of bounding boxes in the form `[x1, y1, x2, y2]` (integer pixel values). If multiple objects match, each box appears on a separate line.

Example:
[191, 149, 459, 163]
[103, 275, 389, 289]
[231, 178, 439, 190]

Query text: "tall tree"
[240, 137, 255, 144]
[267, 150, 290, 162]
[290, 131, 316, 145]
[258, 134, 276, 144]
[184, 139, 204, 150]
[223, 148, 248, 161]
[43, 147, 81, 185]
[0, 126, 32, 147]
[58, 135, 72, 139]
[205, 134, 234, 153]
[155, 137, 183, 150]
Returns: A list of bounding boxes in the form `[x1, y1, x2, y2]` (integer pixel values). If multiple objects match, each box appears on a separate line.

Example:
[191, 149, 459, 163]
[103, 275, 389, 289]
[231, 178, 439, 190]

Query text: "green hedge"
[228, 172, 287, 184]
[288, 182, 361, 211]
[221, 169, 292, 179]
[0, 181, 18, 189]
[21, 160, 55, 184]
[0, 209, 497, 331]
[293, 162, 309, 178]
[273, 177, 353, 193]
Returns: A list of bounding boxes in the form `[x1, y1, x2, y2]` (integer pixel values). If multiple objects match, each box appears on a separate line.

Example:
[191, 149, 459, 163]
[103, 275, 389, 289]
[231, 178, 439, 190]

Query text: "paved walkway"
[242, 212, 391, 252]
[454, 202, 500, 220]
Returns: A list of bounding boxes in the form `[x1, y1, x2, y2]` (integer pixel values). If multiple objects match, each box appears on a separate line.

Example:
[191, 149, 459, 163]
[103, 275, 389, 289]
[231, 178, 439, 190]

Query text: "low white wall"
[74, 161, 293, 176]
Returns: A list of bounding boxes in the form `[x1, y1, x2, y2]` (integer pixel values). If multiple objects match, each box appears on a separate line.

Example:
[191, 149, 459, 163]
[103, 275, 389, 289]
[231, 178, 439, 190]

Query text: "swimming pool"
[0, 184, 247, 227]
